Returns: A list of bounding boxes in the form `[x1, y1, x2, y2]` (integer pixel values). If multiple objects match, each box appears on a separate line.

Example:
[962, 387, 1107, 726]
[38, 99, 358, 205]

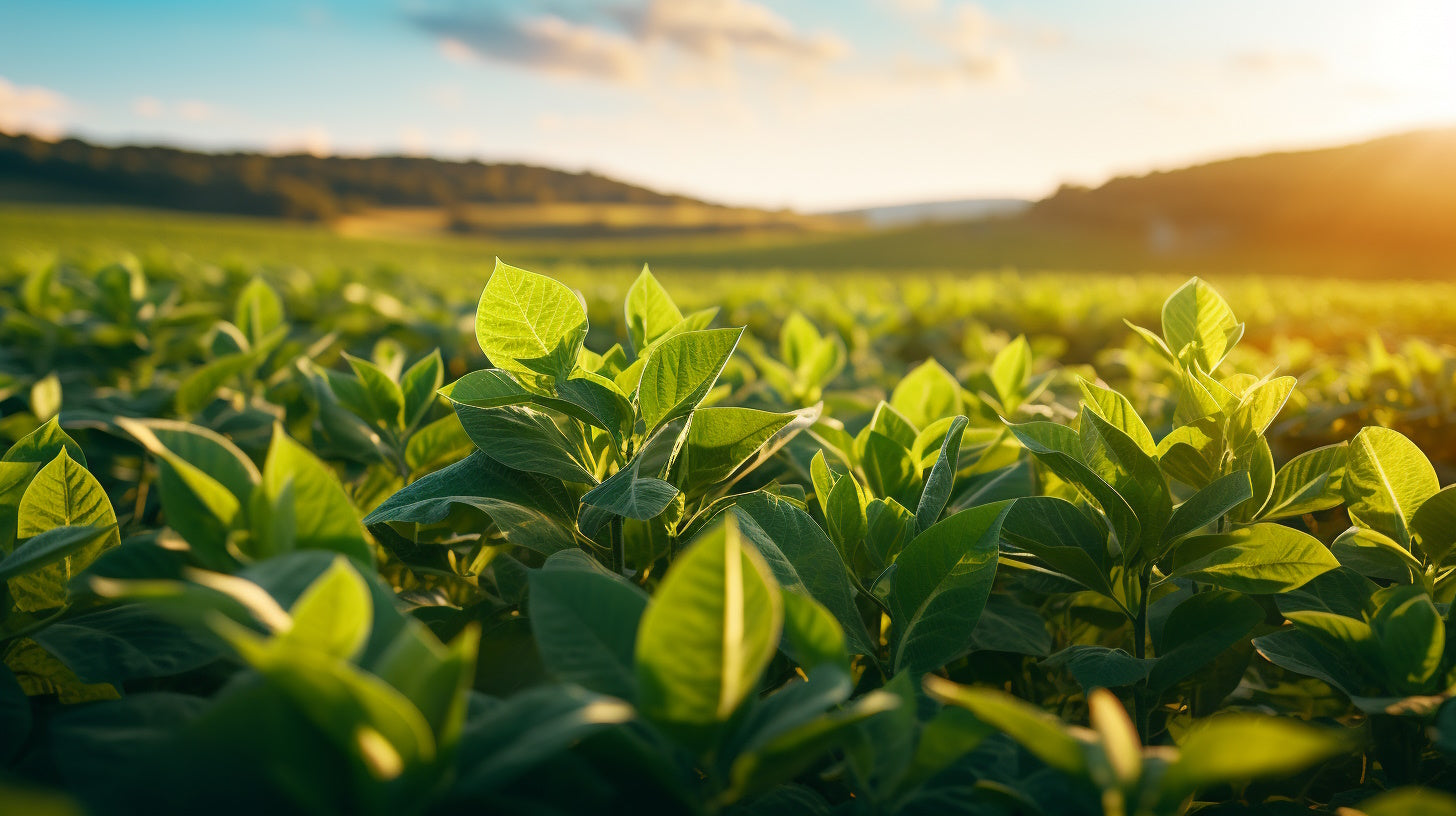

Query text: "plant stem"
[1133, 564, 1153, 742]
[609, 515, 625, 576]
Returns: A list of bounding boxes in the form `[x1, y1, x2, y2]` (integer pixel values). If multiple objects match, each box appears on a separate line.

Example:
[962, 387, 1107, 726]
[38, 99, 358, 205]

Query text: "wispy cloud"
[617, 0, 848, 64]
[420, 10, 646, 83]
[0, 77, 69, 138]
[410, 0, 847, 85]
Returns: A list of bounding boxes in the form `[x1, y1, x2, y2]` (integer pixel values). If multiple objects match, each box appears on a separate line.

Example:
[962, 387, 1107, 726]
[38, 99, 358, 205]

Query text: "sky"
[2, 0, 1454, 211]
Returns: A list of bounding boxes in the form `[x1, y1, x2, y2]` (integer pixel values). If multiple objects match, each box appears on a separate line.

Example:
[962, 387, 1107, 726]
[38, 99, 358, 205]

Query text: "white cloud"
[622, 0, 849, 64]
[0, 77, 69, 138]
[132, 96, 164, 118]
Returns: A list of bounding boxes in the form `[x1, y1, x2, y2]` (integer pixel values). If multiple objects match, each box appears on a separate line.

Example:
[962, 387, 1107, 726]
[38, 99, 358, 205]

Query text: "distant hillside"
[1030, 129, 1456, 256]
[827, 197, 1030, 228]
[0, 132, 701, 222]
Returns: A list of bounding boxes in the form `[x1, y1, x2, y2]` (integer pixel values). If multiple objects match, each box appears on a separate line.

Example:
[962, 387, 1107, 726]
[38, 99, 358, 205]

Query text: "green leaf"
[1412, 485, 1456, 566]
[1157, 715, 1348, 808]
[580, 454, 679, 521]
[365, 452, 577, 556]
[861, 431, 922, 508]
[638, 327, 743, 434]
[0, 525, 112, 581]
[344, 353, 406, 428]
[889, 359, 961, 430]
[1160, 277, 1244, 373]
[1369, 585, 1444, 694]
[1149, 589, 1263, 692]
[636, 514, 783, 726]
[731, 492, 877, 659]
[924, 677, 1089, 777]
[1169, 523, 1337, 593]
[3, 416, 86, 468]
[452, 686, 634, 797]
[915, 415, 968, 534]
[1226, 375, 1295, 452]
[11, 450, 120, 611]
[1043, 645, 1153, 691]
[174, 352, 258, 417]
[1261, 442, 1347, 520]
[529, 550, 649, 699]
[1344, 426, 1439, 548]
[778, 592, 850, 673]
[1009, 421, 1141, 556]
[280, 556, 373, 662]
[1078, 379, 1155, 456]
[30, 604, 220, 687]
[726, 689, 898, 802]
[234, 277, 284, 347]
[455, 402, 598, 485]
[116, 418, 257, 566]
[824, 473, 867, 565]
[254, 427, 372, 566]
[673, 407, 794, 493]
[1331, 525, 1420, 583]
[1160, 471, 1252, 550]
[475, 259, 588, 380]
[1078, 409, 1171, 558]
[556, 371, 635, 445]
[1352, 787, 1456, 816]
[404, 413, 473, 473]
[1001, 496, 1115, 597]
[624, 265, 683, 355]
[990, 336, 1033, 409]
[399, 349, 444, 430]
[890, 501, 1011, 674]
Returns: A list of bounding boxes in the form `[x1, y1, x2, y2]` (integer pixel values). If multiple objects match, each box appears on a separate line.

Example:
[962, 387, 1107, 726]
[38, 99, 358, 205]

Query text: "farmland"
[4, 204, 1456, 815]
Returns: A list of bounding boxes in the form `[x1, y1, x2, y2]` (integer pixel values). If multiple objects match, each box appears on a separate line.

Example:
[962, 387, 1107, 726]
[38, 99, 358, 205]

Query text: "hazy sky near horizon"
[2, 0, 1454, 210]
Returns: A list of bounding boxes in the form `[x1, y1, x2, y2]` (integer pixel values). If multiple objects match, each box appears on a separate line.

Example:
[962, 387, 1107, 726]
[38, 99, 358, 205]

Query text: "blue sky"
[3, 0, 1454, 210]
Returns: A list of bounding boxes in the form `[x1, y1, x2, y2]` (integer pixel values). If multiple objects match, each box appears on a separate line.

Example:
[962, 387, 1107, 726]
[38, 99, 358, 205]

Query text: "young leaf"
[399, 349, 445, 430]
[889, 360, 961, 430]
[635, 514, 783, 726]
[624, 265, 683, 355]
[476, 259, 588, 380]
[11, 450, 120, 611]
[638, 327, 743, 434]
[254, 427, 372, 566]
[1160, 277, 1243, 373]
[915, 415, 968, 534]
[234, 277, 285, 348]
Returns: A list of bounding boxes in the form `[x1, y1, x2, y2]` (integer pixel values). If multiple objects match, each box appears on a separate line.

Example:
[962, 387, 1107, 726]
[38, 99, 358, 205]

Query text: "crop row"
[1, 257, 1455, 814]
